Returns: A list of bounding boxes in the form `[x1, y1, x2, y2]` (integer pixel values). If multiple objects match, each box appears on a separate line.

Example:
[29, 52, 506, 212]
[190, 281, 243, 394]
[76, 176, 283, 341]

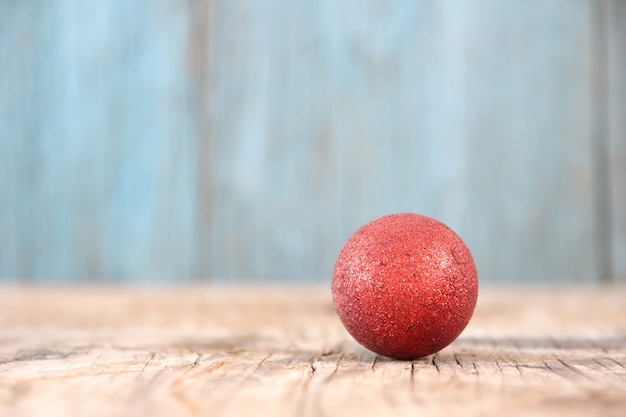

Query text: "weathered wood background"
[0, 0, 625, 283]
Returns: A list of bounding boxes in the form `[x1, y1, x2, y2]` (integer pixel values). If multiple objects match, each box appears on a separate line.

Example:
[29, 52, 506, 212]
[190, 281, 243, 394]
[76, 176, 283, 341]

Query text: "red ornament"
[332, 213, 478, 359]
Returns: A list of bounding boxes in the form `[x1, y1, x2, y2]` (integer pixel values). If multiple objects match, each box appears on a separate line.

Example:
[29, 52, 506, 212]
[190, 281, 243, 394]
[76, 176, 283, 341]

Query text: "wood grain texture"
[1, 286, 625, 416]
[607, 0, 626, 280]
[0, 1, 624, 282]
[0, 0, 198, 281]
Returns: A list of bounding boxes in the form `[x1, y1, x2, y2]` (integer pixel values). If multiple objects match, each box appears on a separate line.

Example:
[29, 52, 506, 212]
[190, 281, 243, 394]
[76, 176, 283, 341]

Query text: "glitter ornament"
[332, 213, 478, 359]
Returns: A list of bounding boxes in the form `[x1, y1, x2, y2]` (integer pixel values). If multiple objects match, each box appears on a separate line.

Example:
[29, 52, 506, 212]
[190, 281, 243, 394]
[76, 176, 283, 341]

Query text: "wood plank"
[1, 286, 625, 416]
[2, 1, 620, 283]
[608, 0, 626, 280]
[0, 1, 199, 281]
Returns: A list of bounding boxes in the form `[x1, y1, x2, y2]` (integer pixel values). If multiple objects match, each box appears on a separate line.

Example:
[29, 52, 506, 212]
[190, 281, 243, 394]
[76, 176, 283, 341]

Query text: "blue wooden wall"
[0, 0, 624, 283]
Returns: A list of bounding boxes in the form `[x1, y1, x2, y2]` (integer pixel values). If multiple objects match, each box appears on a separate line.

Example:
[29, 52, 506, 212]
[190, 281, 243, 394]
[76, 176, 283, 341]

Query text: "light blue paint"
[0, 0, 622, 282]
[0, 0, 197, 281]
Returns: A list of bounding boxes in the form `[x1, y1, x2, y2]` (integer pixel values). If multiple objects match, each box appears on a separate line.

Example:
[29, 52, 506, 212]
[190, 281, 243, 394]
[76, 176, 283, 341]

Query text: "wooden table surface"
[1, 285, 625, 417]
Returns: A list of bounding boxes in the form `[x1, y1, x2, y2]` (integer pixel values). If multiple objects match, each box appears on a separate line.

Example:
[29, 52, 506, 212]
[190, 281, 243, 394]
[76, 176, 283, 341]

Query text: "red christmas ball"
[332, 213, 478, 359]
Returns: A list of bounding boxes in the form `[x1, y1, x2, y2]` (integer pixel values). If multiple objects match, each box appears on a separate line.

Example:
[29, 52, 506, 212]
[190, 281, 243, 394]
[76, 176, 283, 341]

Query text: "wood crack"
[211, 354, 273, 417]
[139, 352, 156, 376]
[609, 357, 626, 369]
[431, 355, 440, 374]
[371, 355, 379, 371]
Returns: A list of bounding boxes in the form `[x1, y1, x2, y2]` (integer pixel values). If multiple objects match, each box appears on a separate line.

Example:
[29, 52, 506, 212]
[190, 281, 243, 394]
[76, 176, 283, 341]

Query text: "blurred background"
[0, 0, 624, 284]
